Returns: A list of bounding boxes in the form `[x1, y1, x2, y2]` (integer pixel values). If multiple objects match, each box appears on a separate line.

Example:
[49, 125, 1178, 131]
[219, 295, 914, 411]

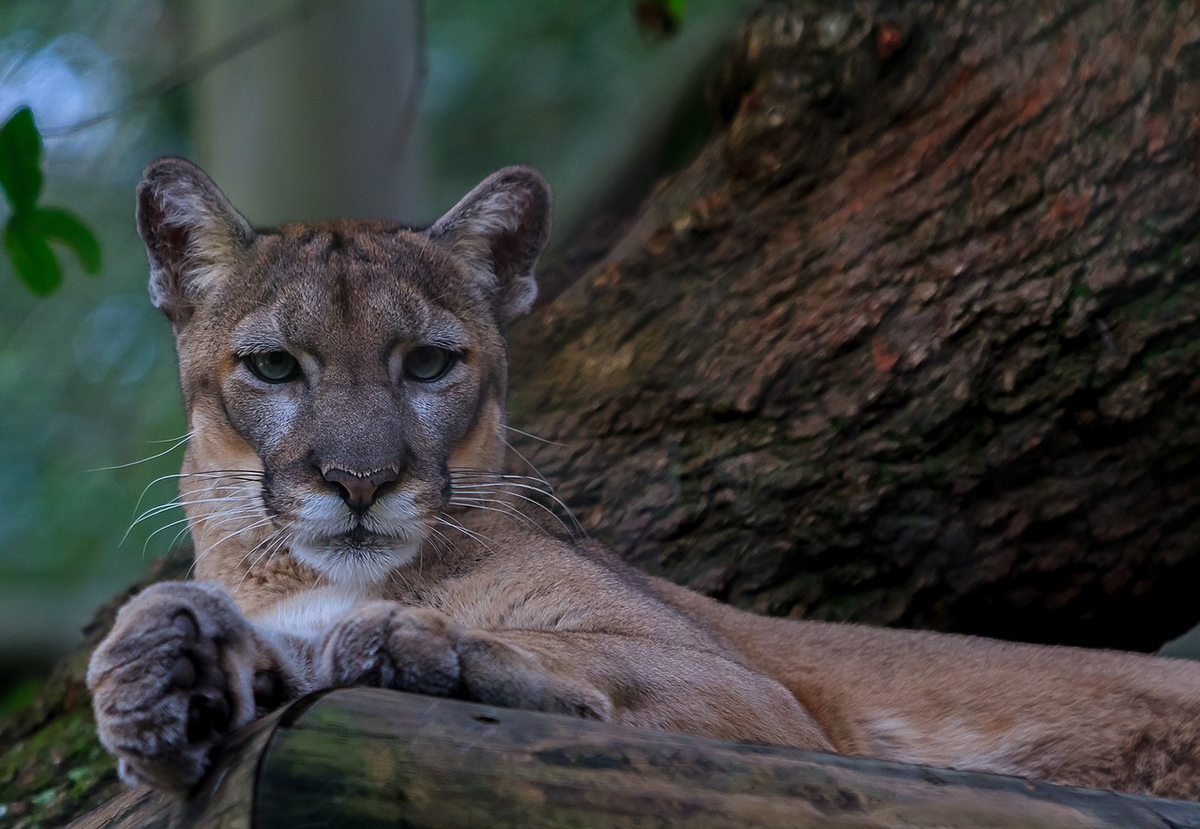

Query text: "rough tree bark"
[4, 0, 1200, 823]
[508, 0, 1200, 651]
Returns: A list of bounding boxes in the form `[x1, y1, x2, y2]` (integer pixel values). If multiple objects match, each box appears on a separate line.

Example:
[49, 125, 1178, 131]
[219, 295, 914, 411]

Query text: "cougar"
[88, 157, 1200, 799]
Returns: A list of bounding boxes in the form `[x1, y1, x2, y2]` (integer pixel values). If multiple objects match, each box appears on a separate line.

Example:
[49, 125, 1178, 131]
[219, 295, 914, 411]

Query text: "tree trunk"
[191, 0, 424, 224]
[506, 0, 1200, 651]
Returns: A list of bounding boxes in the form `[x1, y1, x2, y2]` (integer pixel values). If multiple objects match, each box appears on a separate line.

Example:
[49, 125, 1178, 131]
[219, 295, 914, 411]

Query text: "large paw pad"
[87, 584, 253, 793]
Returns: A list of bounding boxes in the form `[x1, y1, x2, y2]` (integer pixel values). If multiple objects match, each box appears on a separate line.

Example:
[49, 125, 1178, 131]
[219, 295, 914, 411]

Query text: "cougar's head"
[136, 157, 551, 588]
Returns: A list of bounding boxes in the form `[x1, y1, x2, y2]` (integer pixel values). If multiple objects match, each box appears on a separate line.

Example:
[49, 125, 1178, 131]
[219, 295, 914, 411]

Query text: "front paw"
[319, 603, 611, 721]
[319, 603, 463, 696]
[87, 582, 259, 792]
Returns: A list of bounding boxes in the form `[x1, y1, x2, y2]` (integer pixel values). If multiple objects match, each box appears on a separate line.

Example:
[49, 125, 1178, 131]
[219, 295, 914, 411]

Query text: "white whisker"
[87, 432, 193, 473]
[505, 425, 569, 448]
[451, 478, 582, 536]
[148, 431, 193, 444]
[235, 528, 288, 592]
[130, 492, 255, 528]
[435, 514, 499, 555]
[139, 503, 261, 557]
[199, 516, 277, 561]
[127, 470, 262, 527]
[449, 494, 556, 536]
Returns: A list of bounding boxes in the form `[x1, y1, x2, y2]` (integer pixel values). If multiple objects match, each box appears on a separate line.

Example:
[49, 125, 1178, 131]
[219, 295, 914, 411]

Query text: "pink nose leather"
[322, 467, 399, 512]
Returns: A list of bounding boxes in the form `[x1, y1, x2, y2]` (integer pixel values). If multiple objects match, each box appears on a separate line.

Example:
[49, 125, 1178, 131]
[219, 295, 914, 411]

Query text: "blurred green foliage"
[0, 0, 189, 685]
[419, 0, 743, 235]
[1, 107, 101, 294]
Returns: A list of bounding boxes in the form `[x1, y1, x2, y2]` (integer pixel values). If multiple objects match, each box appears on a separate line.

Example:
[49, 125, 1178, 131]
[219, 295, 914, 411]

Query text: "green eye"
[247, 351, 300, 383]
[403, 346, 456, 382]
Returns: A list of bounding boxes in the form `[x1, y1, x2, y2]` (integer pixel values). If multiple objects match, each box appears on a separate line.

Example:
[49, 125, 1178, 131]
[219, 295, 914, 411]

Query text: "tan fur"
[89, 158, 1200, 799]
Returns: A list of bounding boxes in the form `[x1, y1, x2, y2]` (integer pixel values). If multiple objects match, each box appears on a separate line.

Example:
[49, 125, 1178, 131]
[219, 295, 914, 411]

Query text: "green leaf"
[31, 206, 101, 274]
[4, 215, 61, 295]
[0, 106, 44, 212]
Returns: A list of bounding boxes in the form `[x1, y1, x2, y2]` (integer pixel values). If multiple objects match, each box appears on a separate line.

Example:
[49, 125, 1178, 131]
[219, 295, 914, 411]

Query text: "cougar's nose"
[321, 466, 400, 513]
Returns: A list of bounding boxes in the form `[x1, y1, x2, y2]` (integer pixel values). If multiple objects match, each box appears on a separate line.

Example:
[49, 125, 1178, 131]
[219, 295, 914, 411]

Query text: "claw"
[186, 698, 213, 742]
[211, 695, 232, 733]
[253, 670, 282, 709]
[171, 611, 199, 640]
[169, 655, 197, 689]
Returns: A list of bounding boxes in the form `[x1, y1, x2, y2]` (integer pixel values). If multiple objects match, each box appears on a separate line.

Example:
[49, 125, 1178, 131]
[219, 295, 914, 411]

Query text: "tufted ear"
[135, 157, 254, 326]
[427, 166, 552, 325]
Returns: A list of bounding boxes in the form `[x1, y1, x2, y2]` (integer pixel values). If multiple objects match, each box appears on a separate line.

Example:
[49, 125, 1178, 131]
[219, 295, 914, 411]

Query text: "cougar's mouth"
[278, 485, 433, 585]
[311, 516, 426, 553]
[343, 524, 375, 545]
[290, 519, 426, 586]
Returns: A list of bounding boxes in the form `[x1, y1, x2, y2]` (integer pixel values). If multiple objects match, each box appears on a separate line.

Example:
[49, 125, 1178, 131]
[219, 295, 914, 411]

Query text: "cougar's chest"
[251, 585, 368, 638]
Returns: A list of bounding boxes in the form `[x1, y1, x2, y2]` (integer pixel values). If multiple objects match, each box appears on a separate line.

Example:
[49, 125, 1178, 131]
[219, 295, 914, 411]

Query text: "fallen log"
[71, 687, 1200, 828]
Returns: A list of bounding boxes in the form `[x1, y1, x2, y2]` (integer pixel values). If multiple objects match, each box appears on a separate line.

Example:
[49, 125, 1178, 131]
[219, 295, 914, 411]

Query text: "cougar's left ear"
[427, 166, 552, 324]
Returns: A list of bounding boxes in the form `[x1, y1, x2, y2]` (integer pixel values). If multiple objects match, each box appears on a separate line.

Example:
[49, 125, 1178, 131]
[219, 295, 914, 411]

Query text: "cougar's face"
[137, 158, 551, 587]
[179, 227, 507, 585]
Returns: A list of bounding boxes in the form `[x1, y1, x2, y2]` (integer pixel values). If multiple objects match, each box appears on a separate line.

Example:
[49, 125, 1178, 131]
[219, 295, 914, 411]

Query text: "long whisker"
[451, 467, 575, 506]
[256, 532, 291, 585]
[502, 436, 553, 485]
[164, 519, 197, 556]
[130, 492, 256, 528]
[235, 528, 288, 592]
[451, 464, 585, 536]
[198, 516, 277, 562]
[155, 498, 257, 559]
[148, 431, 194, 444]
[183, 502, 273, 554]
[451, 487, 572, 535]
[142, 499, 258, 563]
[450, 473, 558, 497]
[87, 432, 193, 473]
[139, 503, 261, 554]
[451, 479, 582, 536]
[123, 491, 259, 547]
[127, 470, 263, 524]
[141, 514, 196, 559]
[449, 495, 550, 536]
[504, 425, 570, 448]
[426, 525, 454, 557]
[450, 469, 557, 486]
[435, 514, 498, 555]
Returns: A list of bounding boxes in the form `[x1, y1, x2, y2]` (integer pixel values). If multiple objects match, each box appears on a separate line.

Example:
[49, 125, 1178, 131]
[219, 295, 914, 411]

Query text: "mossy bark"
[0, 554, 190, 827]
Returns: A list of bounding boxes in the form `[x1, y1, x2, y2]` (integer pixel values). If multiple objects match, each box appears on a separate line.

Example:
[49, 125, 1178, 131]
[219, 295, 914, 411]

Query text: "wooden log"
[70, 688, 1200, 828]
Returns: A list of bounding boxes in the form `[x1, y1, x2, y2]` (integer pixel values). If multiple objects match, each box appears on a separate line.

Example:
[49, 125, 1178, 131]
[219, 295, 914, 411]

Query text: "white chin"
[292, 538, 420, 587]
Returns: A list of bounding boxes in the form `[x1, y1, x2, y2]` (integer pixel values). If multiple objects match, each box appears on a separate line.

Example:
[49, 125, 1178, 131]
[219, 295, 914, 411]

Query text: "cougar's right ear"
[136, 157, 254, 326]
[428, 166, 552, 326]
